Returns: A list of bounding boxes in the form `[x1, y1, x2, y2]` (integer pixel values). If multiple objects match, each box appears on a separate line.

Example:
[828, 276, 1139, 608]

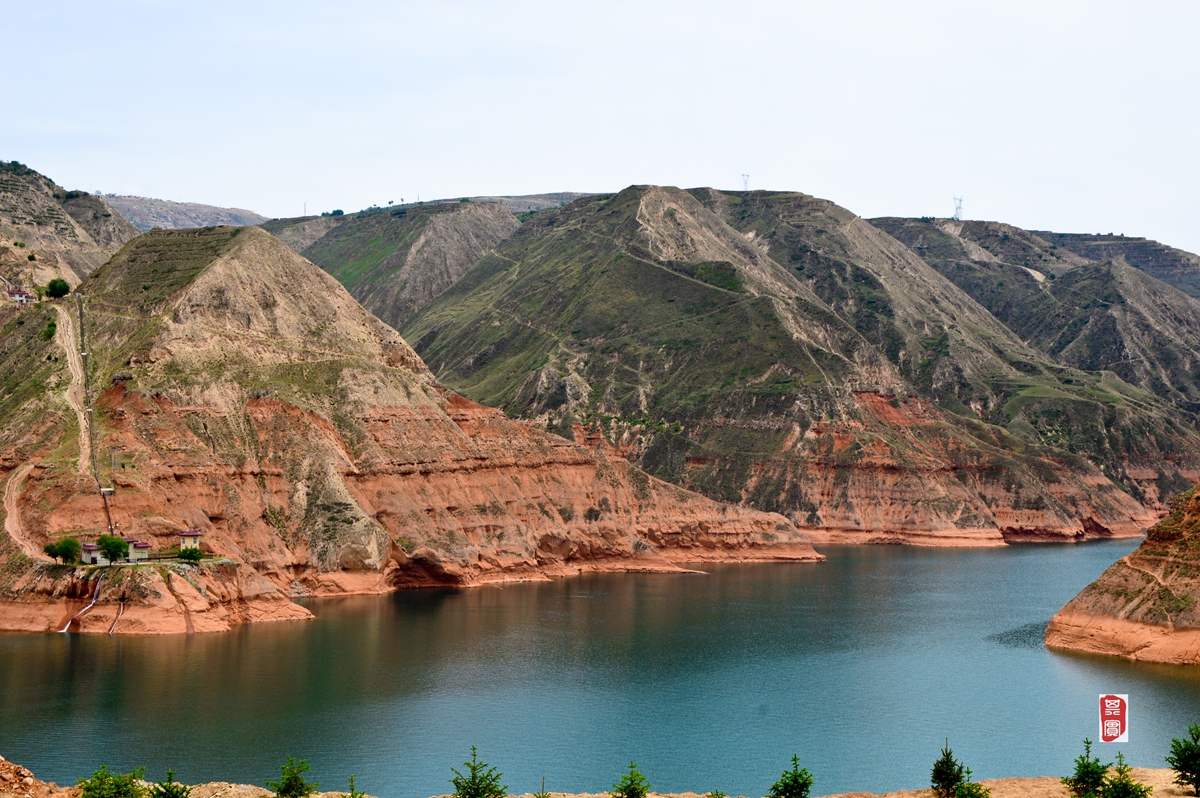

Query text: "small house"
[178, 530, 202, 550]
[81, 543, 109, 567]
[130, 542, 150, 562]
[7, 289, 34, 305]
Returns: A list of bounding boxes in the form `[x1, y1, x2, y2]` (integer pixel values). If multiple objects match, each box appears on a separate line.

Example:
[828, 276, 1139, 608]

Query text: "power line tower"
[742, 174, 750, 192]
[952, 196, 964, 221]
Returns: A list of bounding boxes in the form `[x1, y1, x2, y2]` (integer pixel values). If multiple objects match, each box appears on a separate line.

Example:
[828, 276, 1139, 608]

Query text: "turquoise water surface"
[3, 540, 1200, 797]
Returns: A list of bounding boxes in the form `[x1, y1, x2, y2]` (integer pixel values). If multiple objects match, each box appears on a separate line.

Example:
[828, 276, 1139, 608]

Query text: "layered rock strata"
[0, 226, 819, 635]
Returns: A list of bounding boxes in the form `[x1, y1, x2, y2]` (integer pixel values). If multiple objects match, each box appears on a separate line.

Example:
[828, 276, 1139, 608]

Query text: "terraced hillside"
[400, 186, 1199, 543]
[263, 201, 519, 329]
[873, 218, 1200, 417]
[0, 225, 817, 634]
[0, 160, 138, 288]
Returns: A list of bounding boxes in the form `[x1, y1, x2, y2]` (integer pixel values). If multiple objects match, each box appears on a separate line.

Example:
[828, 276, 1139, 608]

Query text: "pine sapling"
[1063, 739, 1111, 798]
[768, 755, 814, 798]
[150, 771, 191, 798]
[932, 741, 965, 798]
[1100, 753, 1152, 798]
[450, 747, 506, 798]
[610, 763, 650, 798]
[1167, 723, 1200, 795]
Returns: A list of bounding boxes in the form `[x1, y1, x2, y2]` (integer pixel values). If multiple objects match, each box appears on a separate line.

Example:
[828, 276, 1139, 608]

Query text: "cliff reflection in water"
[5, 542, 1200, 798]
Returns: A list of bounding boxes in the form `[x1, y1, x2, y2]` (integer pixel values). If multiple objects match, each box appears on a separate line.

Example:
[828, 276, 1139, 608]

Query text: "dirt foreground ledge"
[1, 757, 1188, 798]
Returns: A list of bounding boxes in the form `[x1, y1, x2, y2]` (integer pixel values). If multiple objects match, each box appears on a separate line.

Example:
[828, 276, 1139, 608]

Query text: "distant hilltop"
[102, 194, 269, 231]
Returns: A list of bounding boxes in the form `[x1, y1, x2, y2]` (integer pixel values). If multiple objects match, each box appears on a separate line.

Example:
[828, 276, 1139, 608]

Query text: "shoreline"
[3, 757, 1189, 798]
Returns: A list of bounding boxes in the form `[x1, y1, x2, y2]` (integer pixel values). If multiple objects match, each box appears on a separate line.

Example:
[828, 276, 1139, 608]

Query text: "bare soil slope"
[103, 195, 268, 231]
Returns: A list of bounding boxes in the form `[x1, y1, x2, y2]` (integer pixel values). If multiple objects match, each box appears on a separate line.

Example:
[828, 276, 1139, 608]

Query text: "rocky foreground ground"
[1, 756, 1190, 798]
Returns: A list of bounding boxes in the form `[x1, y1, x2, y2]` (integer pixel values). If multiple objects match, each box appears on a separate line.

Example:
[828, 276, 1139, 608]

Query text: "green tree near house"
[46, 278, 70, 297]
[44, 537, 82, 563]
[97, 534, 129, 563]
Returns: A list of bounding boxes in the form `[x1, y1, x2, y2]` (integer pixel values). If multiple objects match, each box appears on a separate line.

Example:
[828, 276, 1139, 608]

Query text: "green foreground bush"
[267, 757, 318, 798]
[1167, 723, 1200, 795]
[450, 747, 506, 798]
[610, 762, 650, 798]
[79, 766, 146, 798]
[768, 755, 814, 798]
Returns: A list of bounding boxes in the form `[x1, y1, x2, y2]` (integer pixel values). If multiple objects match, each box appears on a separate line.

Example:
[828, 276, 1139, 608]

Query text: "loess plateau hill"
[0, 225, 820, 635]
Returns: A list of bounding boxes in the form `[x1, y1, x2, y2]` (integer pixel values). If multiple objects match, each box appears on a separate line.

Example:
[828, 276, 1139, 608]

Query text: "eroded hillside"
[874, 217, 1200, 419]
[263, 201, 520, 329]
[400, 186, 1191, 544]
[1046, 486, 1200, 664]
[0, 225, 819, 634]
[104, 195, 269, 231]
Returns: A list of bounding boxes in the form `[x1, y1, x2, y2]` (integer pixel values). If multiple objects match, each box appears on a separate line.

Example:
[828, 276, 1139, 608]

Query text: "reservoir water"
[4, 540, 1200, 797]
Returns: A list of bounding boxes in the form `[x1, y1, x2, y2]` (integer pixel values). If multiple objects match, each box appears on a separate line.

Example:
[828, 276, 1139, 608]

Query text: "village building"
[6, 289, 34, 304]
[81, 543, 109, 567]
[179, 530, 202, 550]
[130, 541, 150, 562]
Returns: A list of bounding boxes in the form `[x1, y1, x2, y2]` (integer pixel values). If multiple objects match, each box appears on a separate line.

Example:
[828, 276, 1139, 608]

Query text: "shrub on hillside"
[97, 534, 129, 563]
[178, 547, 203, 564]
[450, 747, 506, 798]
[768, 755, 814, 798]
[610, 763, 650, 798]
[1064, 739, 1110, 798]
[1167, 723, 1200, 795]
[266, 757, 317, 798]
[47, 278, 69, 297]
[78, 765, 147, 798]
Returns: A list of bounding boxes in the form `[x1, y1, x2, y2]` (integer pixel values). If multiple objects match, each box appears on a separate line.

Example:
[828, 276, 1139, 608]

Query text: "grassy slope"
[262, 202, 519, 329]
[402, 186, 1193, 518]
[874, 218, 1200, 416]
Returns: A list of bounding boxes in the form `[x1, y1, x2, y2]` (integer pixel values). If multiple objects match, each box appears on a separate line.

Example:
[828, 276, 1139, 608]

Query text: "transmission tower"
[952, 196, 964, 221]
[742, 174, 750, 192]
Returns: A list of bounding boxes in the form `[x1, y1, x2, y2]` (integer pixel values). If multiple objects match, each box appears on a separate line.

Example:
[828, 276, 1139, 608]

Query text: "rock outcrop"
[1046, 486, 1200, 663]
[0, 225, 820, 635]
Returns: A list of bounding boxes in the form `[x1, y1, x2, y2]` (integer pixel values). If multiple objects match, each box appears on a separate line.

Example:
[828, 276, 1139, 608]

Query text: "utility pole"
[742, 174, 750, 192]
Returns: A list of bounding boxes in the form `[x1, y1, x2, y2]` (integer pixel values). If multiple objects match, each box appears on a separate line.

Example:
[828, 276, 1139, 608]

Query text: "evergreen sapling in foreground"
[267, 757, 318, 798]
[78, 766, 147, 798]
[450, 747, 506, 798]
[932, 741, 965, 798]
[1100, 753, 1152, 798]
[1167, 723, 1200, 795]
[1063, 739, 1110, 798]
[768, 755, 814, 798]
[610, 763, 650, 798]
[150, 770, 191, 798]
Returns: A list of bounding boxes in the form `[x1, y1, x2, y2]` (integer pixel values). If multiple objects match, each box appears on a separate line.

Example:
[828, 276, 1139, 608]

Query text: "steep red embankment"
[0, 226, 819, 635]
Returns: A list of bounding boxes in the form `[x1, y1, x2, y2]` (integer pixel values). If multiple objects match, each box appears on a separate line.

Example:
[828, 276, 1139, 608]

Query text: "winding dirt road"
[3, 463, 42, 559]
[54, 305, 90, 475]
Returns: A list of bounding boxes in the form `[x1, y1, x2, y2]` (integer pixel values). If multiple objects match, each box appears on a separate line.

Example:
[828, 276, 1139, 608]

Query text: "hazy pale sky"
[6, 1, 1198, 252]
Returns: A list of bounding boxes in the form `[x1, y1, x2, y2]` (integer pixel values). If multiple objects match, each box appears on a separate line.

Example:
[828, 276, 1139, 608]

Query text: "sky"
[5, 1, 1199, 252]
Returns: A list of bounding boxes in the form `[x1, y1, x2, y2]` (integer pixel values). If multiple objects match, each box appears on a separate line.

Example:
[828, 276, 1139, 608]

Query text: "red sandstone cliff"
[0, 226, 819, 635]
[1046, 486, 1200, 663]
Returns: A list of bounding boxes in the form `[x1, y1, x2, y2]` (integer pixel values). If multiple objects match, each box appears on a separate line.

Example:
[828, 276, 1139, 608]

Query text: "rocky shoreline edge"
[1, 757, 1190, 798]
